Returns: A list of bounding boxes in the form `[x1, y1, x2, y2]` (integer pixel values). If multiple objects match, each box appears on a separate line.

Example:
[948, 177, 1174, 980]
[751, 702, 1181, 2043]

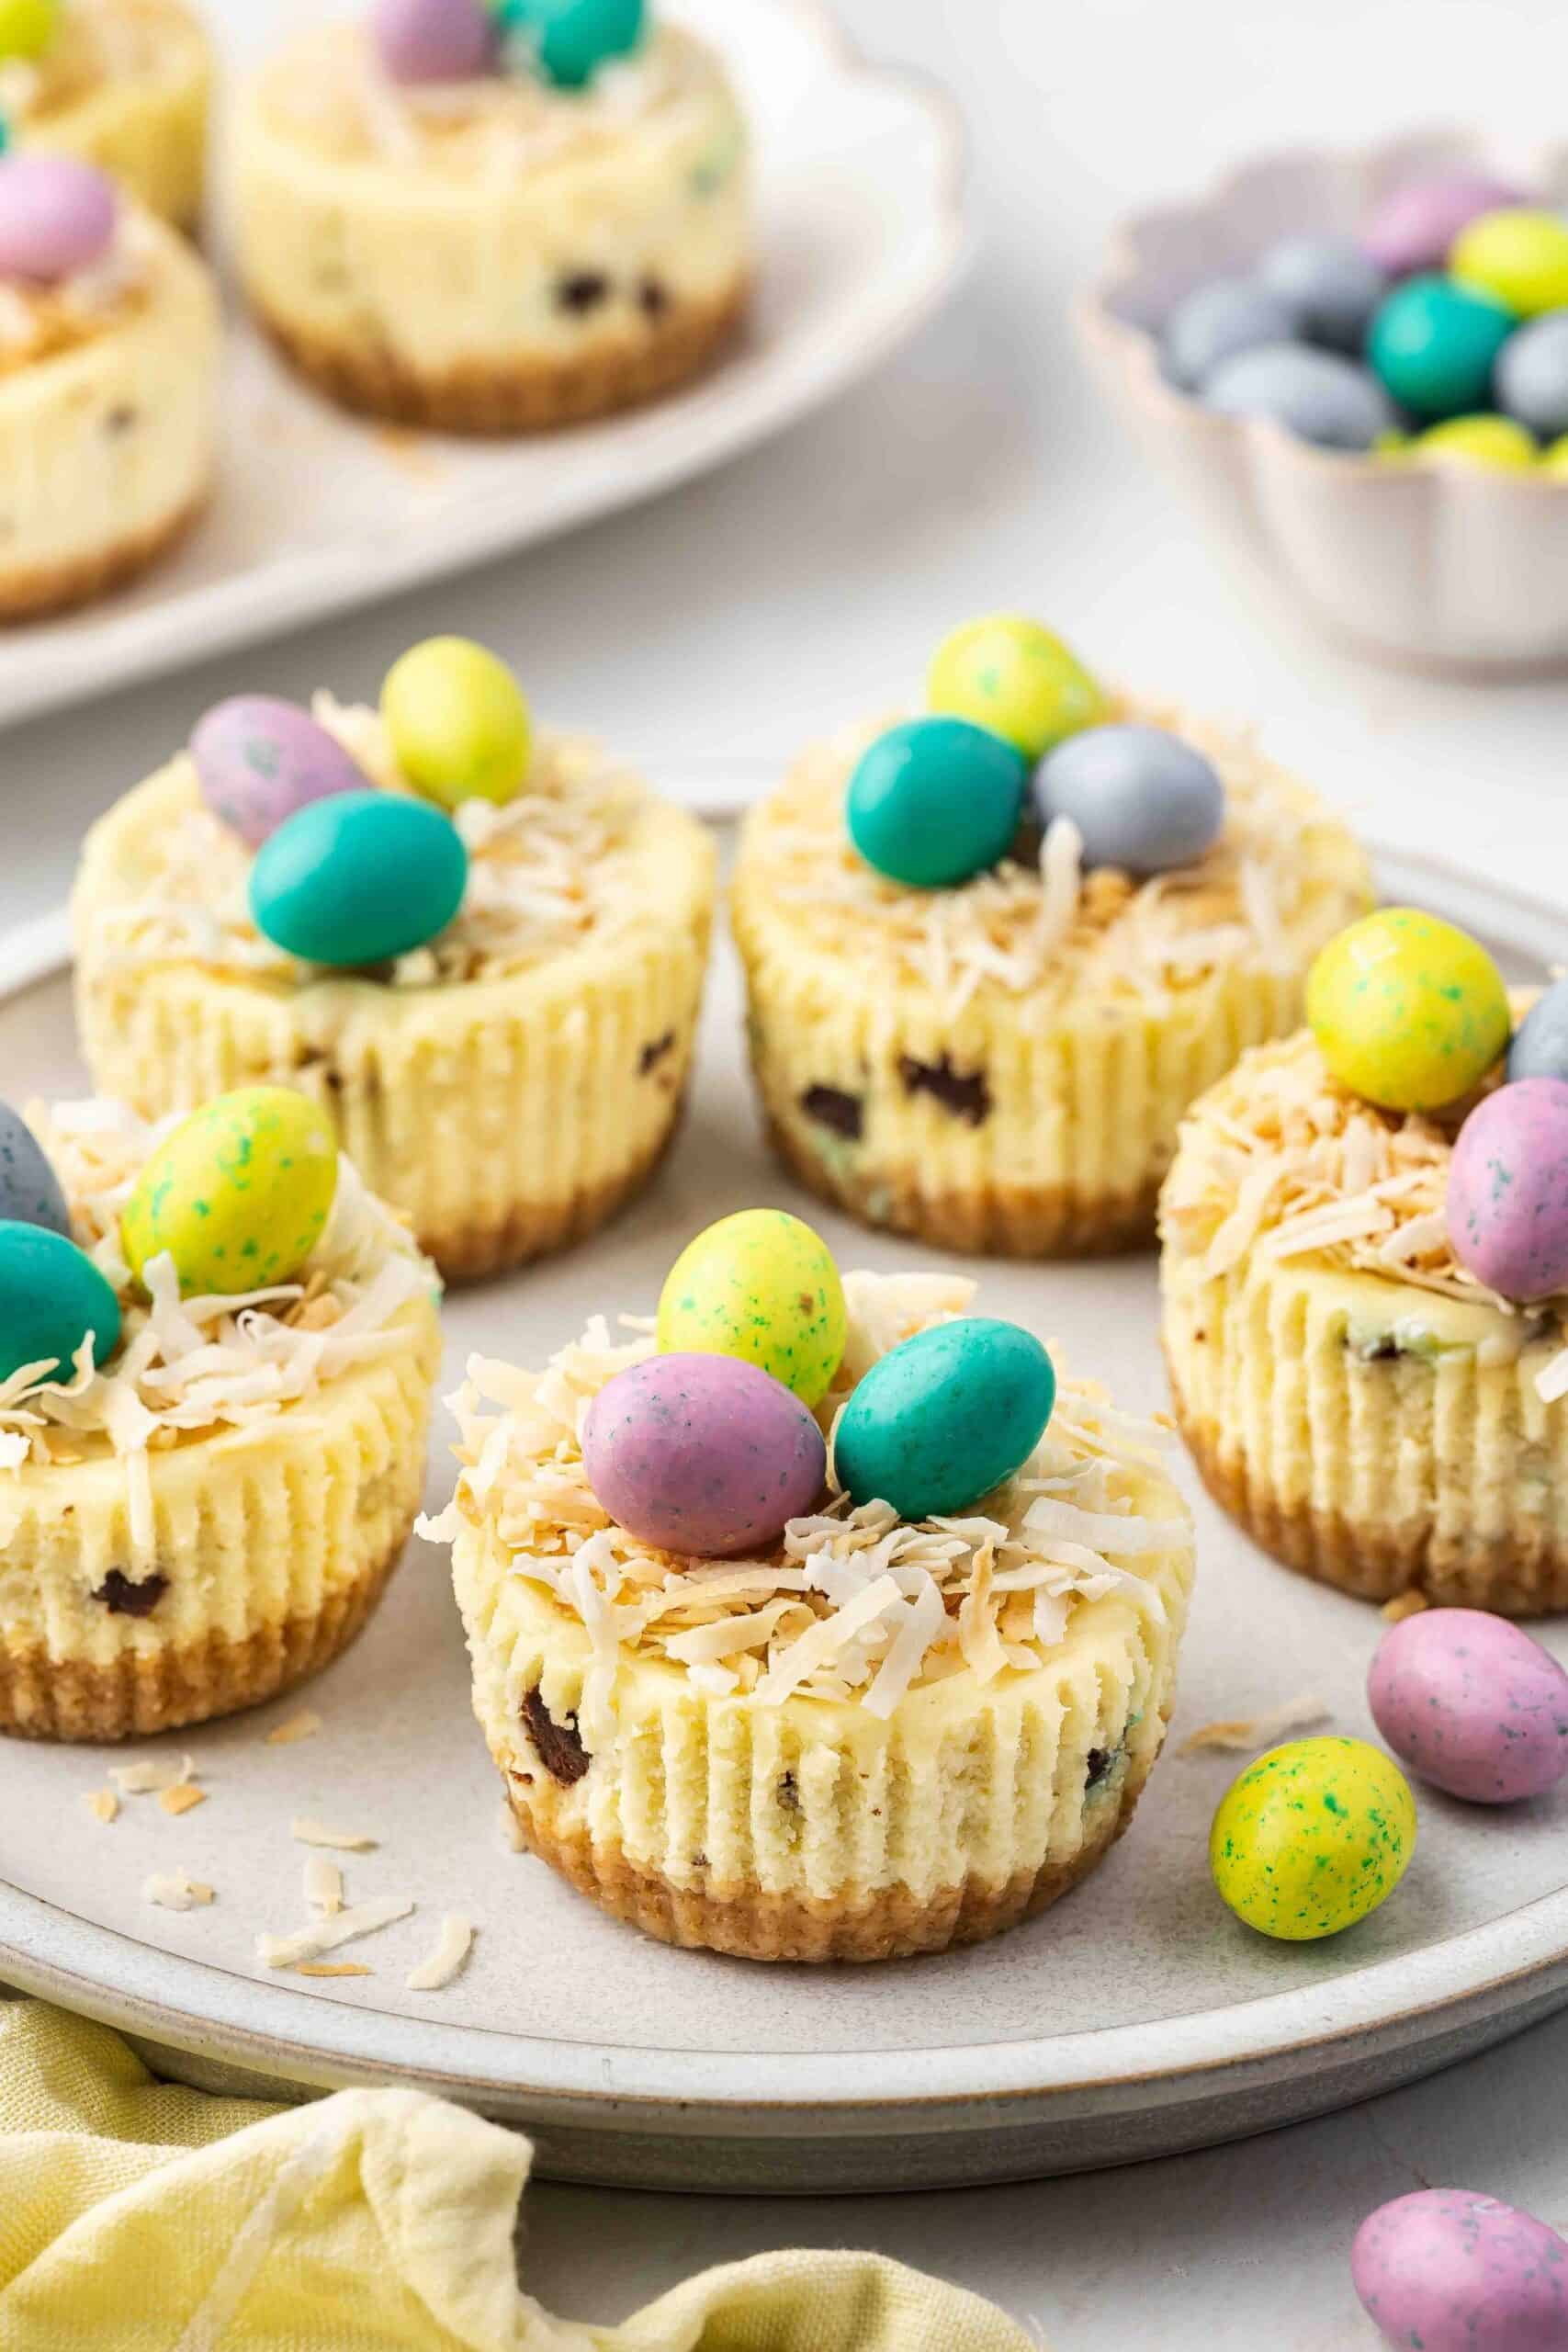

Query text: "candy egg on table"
[1257, 233, 1386, 354]
[0, 1221, 120, 1384]
[496, 0, 646, 88]
[581, 1352, 827, 1557]
[371, 0, 495, 83]
[1408, 415, 1538, 470]
[1369, 1609, 1568, 1804]
[657, 1209, 846, 1408]
[1450, 207, 1568, 319]
[121, 1086, 339, 1297]
[380, 637, 532, 811]
[1494, 311, 1568, 439]
[1202, 343, 1396, 449]
[1305, 908, 1511, 1113]
[1209, 1736, 1416, 1940]
[1160, 277, 1299, 392]
[0, 1100, 70, 1236]
[1362, 173, 1527, 277]
[1367, 275, 1516, 420]
[1508, 975, 1568, 1081]
[0, 153, 117, 282]
[833, 1317, 1055, 1521]
[845, 716, 1028, 889]
[191, 697, 371, 851]
[0, 0, 61, 62]
[1447, 1079, 1568, 1300]
[1033, 723, 1224, 875]
[1352, 2188, 1568, 2352]
[250, 790, 469, 967]
[926, 614, 1105, 760]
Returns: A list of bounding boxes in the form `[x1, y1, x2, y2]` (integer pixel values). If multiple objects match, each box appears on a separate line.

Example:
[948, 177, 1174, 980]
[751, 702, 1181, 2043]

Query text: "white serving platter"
[0, 0, 968, 733]
[1, 836, 1567, 2194]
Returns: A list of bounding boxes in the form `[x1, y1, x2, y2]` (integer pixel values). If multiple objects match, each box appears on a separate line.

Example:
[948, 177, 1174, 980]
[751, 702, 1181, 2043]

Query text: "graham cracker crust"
[0, 1516, 412, 1743]
[253, 280, 749, 435]
[0, 487, 208, 624]
[427, 1102, 684, 1283]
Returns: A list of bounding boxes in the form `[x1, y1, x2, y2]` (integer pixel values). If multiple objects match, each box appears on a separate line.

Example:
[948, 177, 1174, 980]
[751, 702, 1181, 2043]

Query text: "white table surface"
[9, 0, 1568, 2342]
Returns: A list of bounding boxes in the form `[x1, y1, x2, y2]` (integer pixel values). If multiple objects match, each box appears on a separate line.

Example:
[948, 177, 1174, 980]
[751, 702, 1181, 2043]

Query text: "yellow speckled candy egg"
[657, 1209, 846, 1408]
[1305, 907, 1510, 1113]
[1211, 1736, 1416, 1941]
[122, 1088, 339, 1297]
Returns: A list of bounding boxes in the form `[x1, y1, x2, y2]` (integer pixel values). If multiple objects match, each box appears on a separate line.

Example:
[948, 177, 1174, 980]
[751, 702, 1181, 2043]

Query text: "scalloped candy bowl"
[1077, 128, 1568, 675]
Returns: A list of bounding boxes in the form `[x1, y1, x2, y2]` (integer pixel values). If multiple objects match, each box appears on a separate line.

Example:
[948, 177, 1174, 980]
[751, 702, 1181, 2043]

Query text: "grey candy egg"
[1508, 976, 1568, 1083]
[1258, 235, 1387, 353]
[1162, 277, 1299, 392]
[1495, 311, 1568, 438]
[1034, 725, 1225, 876]
[1203, 343, 1396, 449]
[0, 1101, 70, 1237]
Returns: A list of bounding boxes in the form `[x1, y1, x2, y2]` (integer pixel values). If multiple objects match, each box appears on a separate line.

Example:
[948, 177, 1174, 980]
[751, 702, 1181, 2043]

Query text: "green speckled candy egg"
[1306, 908, 1510, 1113]
[657, 1210, 846, 1408]
[1210, 1736, 1416, 1941]
[121, 1088, 339, 1298]
[834, 1317, 1055, 1521]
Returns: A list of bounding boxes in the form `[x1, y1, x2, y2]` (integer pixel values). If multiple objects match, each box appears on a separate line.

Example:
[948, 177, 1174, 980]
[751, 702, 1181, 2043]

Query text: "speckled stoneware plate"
[0, 0, 968, 735]
[2, 823, 1567, 2194]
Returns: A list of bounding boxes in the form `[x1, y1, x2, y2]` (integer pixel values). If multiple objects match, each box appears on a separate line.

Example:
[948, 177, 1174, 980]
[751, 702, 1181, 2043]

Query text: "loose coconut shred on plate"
[423, 1272, 1186, 1747]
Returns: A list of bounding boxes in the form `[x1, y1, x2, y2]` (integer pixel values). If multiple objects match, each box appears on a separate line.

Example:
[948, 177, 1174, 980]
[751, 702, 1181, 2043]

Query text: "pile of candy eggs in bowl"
[843, 613, 1227, 891]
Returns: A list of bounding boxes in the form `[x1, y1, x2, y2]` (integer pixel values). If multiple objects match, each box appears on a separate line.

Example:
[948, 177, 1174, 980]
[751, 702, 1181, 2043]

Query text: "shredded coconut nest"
[0, 1101, 434, 1551]
[423, 1272, 1188, 1743]
[88, 702, 670, 992]
[0, 209, 156, 376]
[743, 697, 1368, 1019]
[1, 0, 184, 125]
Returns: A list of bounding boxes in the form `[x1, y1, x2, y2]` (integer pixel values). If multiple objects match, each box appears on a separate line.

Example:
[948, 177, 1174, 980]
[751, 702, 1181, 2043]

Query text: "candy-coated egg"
[657, 1209, 845, 1408]
[846, 717, 1028, 890]
[1362, 174, 1526, 277]
[0, 153, 116, 283]
[1258, 234, 1387, 354]
[191, 697, 370, 851]
[1306, 909, 1511, 1114]
[121, 1088, 338, 1298]
[250, 790, 468, 967]
[1367, 275, 1516, 419]
[0, 0, 59, 62]
[1495, 311, 1568, 438]
[1034, 723, 1224, 876]
[371, 0, 494, 83]
[1410, 414, 1538, 470]
[1508, 976, 1568, 1082]
[1447, 1079, 1568, 1300]
[1203, 343, 1396, 448]
[1161, 277, 1298, 392]
[1451, 208, 1568, 318]
[380, 636, 531, 810]
[1543, 433, 1568, 478]
[834, 1318, 1055, 1522]
[1352, 2189, 1568, 2352]
[496, 0, 644, 87]
[0, 1100, 69, 1236]
[1210, 1736, 1416, 1940]
[0, 1222, 119, 1384]
[582, 1352, 827, 1557]
[1368, 1609, 1568, 1804]
[927, 615, 1105, 760]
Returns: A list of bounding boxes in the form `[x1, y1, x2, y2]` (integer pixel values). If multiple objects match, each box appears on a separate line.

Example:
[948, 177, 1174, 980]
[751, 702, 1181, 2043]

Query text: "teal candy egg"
[0, 1220, 121, 1384]
[835, 1317, 1055, 1521]
[250, 790, 468, 967]
[846, 718, 1028, 890]
[1368, 276, 1516, 420]
[497, 0, 644, 86]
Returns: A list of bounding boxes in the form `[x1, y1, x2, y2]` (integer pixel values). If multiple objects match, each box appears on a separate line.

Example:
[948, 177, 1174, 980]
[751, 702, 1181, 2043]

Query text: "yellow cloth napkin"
[0, 2001, 1040, 2351]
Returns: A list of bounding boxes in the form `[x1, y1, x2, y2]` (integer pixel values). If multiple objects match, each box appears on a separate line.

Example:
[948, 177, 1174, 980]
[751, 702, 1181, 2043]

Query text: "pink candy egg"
[1369, 1609, 1568, 1804]
[582, 1353, 828, 1559]
[371, 0, 494, 83]
[1352, 2189, 1568, 2351]
[1362, 174, 1527, 277]
[191, 697, 371, 851]
[0, 154, 117, 284]
[1447, 1078, 1568, 1302]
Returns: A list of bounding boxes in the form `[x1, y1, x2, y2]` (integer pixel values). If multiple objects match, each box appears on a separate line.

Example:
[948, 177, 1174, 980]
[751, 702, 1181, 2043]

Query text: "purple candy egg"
[1352, 2189, 1568, 2352]
[582, 1353, 828, 1559]
[371, 0, 495, 84]
[1448, 1079, 1568, 1303]
[1363, 173, 1528, 277]
[1369, 1609, 1568, 1804]
[0, 154, 117, 285]
[191, 697, 371, 851]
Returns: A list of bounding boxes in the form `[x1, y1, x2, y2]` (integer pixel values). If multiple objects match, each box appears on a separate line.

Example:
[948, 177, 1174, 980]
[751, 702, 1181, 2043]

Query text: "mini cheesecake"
[0, 0, 211, 233]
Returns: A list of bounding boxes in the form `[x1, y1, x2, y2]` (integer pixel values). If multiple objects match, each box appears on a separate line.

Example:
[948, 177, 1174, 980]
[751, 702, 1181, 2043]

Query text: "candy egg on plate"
[250, 790, 468, 967]
[121, 1086, 339, 1297]
[845, 717, 1027, 890]
[1508, 975, 1568, 1082]
[581, 1352, 827, 1556]
[0, 153, 117, 282]
[1369, 1608, 1568, 1804]
[833, 1317, 1055, 1522]
[371, 0, 495, 84]
[0, 1100, 70, 1236]
[658, 1209, 846, 1408]
[0, 1221, 120, 1384]
[1210, 1736, 1416, 1940]
[1033, 723, 1224, 875]
[380, 636, 532, 811]
[927, 614, 1105, 760]
[1352, 2188, 1568, 2352]
[191, 696, 370, 851]
[1305, 908, 1510, 1113]
[1447, 1078, 1568, 1300]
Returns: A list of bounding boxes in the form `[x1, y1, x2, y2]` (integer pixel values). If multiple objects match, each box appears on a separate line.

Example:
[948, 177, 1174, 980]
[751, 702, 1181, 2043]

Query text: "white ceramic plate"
[0, 0, 967, 733]
[2, 833, 1567, 2194]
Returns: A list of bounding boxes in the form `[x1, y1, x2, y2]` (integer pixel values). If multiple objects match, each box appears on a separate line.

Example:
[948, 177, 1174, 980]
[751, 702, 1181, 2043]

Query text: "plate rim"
[3, 837, 1568, 2133]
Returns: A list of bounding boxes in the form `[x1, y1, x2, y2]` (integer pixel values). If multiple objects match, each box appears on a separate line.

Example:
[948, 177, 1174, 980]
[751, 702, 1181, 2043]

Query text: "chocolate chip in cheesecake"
[93, 1569, 168, 1620]
[104, 404, 138, 437]
[800, 1084, 863, 1142]
[638, 1031, 676, 1076]
[1085, 1746, 1120, 1791]
[777, 1771, 800, 1813]
[638, 276, 671, 319]
[556, 271, 611, 315]
[520, 1686, 590, 1787]
[897, 1053, 992, 1128]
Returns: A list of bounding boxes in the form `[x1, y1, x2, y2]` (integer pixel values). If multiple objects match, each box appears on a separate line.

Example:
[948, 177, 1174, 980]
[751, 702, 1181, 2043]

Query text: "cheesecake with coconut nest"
[0, 0, 210, 233]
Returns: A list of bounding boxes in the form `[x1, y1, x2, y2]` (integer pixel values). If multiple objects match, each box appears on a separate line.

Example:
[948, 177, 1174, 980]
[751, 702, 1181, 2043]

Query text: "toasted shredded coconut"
[110, 1752, 195, 1797]
[84, 1788, 118, 1825]
[144, 1871, 214, 1912]
[265, 1710, 322, 1747]
[257, 1896, 414, 1971]
[431, 1272, 1188, 1741]
[158, 1783, 207, 1816]
[304, 1855, 344, 1917]
[296, 1962, 372, 1979]
[0, 204, 156, 376]
[405, 1916, 474, 1992]
[1179, 1693, 1330, 1755]
[291, 1818, 378, 1851]
[1382, 1590, 1431, 1624]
